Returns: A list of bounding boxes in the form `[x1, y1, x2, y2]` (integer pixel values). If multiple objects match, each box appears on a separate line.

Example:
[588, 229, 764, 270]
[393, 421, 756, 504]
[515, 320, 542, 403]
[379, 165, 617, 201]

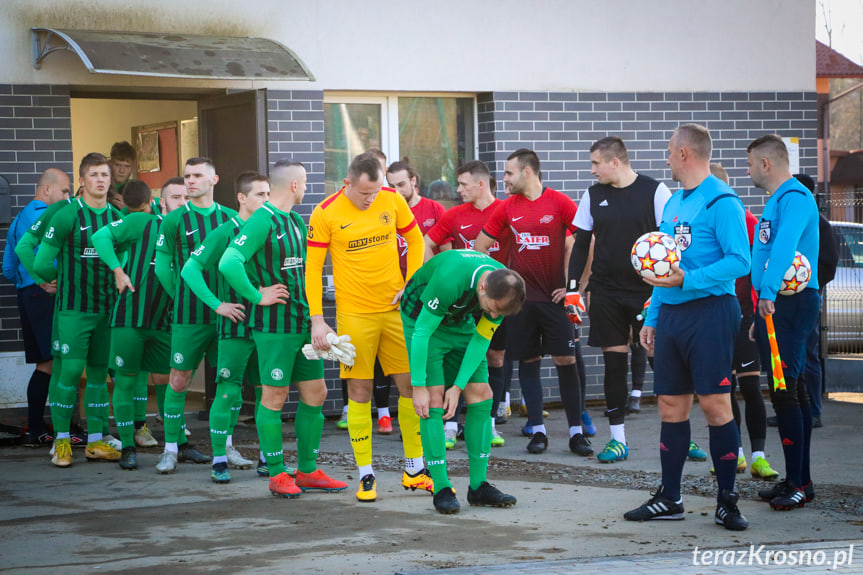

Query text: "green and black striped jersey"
[41, 198, 122, 314]
[98, 212, 170, 331]
[229, 202, 310, 334]
[401, 250, 505, 332]
[187, 216, 252, 339]
[25, 198, 72, 241]
[156, 202, 236, 325]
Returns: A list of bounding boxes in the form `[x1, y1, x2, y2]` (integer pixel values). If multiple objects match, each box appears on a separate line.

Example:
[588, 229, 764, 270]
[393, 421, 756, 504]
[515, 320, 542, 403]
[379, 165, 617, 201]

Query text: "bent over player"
[402, 250, 524, 514]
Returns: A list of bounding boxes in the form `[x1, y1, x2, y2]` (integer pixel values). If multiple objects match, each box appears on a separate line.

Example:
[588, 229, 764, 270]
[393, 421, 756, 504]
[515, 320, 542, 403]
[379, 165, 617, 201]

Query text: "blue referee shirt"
[751, 177, 820, 301]
[2, 200, 47, 289]
[645, 175, 750, 327]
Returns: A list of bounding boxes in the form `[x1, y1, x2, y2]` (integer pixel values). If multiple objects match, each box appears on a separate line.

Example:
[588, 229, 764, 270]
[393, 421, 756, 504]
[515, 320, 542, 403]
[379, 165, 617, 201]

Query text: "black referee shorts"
[18, 284, 55, 364]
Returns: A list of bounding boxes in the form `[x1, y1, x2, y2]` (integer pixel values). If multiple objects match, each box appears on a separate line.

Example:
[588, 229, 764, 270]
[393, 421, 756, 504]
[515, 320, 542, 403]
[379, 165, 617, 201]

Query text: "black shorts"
[18, 284, 55, 364]
[587, 291, 649, 348]
[733, 315, 760, 373]
[488, 316, 508, 351]
[505, 300, 574, 360]
[654, 295, 740, 396]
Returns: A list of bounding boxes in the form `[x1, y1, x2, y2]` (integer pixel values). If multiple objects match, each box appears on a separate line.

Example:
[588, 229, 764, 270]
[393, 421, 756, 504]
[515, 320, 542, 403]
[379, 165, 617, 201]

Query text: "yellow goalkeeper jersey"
[307, 186, 419, 315]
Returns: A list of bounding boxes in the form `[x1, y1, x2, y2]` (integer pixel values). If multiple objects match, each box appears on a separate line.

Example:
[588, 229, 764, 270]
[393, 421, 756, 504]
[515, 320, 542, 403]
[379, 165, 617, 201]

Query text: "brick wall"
[0, 84, 73, 352]
[477, 90, 819, 404]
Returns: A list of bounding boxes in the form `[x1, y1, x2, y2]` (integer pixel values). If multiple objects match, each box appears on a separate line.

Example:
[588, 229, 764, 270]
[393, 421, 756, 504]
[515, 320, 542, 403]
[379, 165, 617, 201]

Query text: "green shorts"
[110, 327, 171, 375]
[252, 331, 323, 387]
[57, 310, 111, 366]
[402, 317, 487, 388]
[217, 336, 260, 387]
[170, 323, 219, 370]
[51, 305, 61, 358]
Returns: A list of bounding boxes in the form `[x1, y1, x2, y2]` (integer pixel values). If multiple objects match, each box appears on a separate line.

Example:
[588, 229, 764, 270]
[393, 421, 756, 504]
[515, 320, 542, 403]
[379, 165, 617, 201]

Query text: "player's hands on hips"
[412, 386, 430, 419]
[390, 287, 405, 307]
[550, 288, 566, 304]
[310, 316, 336, 350]
[643, 263, 685, 288]
[640, 325, 656, 354]
[40, 280, 57, 295]
[113, 268, 134, 294]
[564, 291, 585, 324]
[258, 284, 289, 306]
[216, 302, 246, 323]
[757, 298, 775, 318]
[443, 386, 462, 420]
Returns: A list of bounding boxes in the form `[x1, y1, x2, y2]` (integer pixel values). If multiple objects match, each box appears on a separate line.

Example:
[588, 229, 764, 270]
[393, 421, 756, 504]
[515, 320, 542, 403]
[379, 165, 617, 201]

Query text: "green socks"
[257, 404, 285, 477]
[163, 387, 188, 445]
[420, 407, 451, 493]
[465, 399, 493, 490]
[295, 401, 324, 474]
[133, 372, 148, 425]
[209, 382, 242, 457]
[51, 357, 85, 435]
[155, 383, 167, 420]
[113, 373, 137, 448]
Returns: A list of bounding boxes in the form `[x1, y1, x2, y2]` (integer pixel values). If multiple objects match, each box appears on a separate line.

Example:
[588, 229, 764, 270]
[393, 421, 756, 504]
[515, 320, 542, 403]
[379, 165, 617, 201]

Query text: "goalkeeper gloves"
[301, 333, 357, 366]
[564, 292, 585, 325]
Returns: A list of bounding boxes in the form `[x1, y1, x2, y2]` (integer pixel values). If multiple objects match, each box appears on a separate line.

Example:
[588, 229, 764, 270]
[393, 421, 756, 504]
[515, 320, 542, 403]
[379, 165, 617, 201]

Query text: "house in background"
[816, 40, 863, 222]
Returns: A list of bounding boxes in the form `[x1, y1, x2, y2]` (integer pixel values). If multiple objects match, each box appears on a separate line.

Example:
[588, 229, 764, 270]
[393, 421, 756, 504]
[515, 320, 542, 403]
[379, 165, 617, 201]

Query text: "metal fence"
[824, 220, 863, 355]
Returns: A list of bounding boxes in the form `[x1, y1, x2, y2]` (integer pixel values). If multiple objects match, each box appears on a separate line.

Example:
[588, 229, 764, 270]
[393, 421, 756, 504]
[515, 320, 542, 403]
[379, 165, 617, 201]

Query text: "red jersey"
[427, 198, 509, 263]
[482, 188, 577, 302]
[735, 209, 759, 316]
[398, 196, 446, 275]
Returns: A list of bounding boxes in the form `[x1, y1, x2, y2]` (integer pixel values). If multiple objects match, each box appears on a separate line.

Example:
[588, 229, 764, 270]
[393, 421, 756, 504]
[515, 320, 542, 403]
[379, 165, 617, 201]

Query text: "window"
[324, 94, 475, 203]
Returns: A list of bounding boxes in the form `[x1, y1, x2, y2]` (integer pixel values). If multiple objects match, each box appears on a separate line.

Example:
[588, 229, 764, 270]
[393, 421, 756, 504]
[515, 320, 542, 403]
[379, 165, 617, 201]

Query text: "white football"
[631, 232, 680, 281]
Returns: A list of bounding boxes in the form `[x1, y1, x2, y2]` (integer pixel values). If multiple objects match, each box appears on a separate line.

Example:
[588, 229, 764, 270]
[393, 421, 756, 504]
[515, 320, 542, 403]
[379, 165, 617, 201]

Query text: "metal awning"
[31, 28, 315, 81]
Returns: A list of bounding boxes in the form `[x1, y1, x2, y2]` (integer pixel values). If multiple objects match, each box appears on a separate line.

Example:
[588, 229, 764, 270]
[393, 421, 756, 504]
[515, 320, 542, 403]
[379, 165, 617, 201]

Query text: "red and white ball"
[631, 232, 680, 280]
[778, 251, 811, 295]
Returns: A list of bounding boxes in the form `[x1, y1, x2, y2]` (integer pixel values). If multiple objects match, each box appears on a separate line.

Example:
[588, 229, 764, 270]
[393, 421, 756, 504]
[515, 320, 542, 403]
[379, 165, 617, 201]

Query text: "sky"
[816, 0, 863, 65]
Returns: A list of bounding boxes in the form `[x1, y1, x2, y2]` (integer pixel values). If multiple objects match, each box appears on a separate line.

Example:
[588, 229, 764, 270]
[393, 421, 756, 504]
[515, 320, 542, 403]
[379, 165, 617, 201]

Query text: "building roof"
[817, 41, 863, 78]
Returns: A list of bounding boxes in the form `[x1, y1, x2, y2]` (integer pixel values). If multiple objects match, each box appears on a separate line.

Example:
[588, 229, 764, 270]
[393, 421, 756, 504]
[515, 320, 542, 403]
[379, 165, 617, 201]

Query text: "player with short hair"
[4, 168, 71, 447]
[91, 180, 175, 469]
[402, 249, 524, 513]
[180, 171, 270, 482]
[153, 157, 237, 473]
[219, 160, 348, 497]
[747, 135, 820, 510]
[626, 124, 750, 530]
[306, 151, 430, 502]
[474, 148, 584, 456]
[567, 136, 673, 461]
[33, 153, 124, 467]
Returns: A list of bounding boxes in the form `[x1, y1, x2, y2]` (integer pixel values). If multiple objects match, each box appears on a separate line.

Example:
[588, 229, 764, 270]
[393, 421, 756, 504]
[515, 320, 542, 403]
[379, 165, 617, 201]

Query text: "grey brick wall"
[477, 90, 818, 406]
[0, 84, 73, 352]
[266, 89, 348, 414]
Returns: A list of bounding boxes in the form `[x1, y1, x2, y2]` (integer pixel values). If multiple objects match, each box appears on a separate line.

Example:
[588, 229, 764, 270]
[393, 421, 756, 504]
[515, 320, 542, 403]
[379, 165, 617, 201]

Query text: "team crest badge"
[424, 218, 436, 228]
[379, 211, 393, 225]
[540, 215, 554, 224]
[61, 344, 70, 355]
[219, 368, 231, 379]
[53, 340, 60, 351]
[174, 352, 184, 364]
[271, 368, 284, 381]
[115, 356, 124, 367]
[759, 221, 771, 244]
[673, 224, 692, 251]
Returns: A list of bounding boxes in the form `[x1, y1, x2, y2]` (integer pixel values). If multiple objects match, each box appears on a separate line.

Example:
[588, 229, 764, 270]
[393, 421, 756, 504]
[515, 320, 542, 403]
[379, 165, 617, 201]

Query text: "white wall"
[70, 98, 197, 176]
[0, 0, 815, 92]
